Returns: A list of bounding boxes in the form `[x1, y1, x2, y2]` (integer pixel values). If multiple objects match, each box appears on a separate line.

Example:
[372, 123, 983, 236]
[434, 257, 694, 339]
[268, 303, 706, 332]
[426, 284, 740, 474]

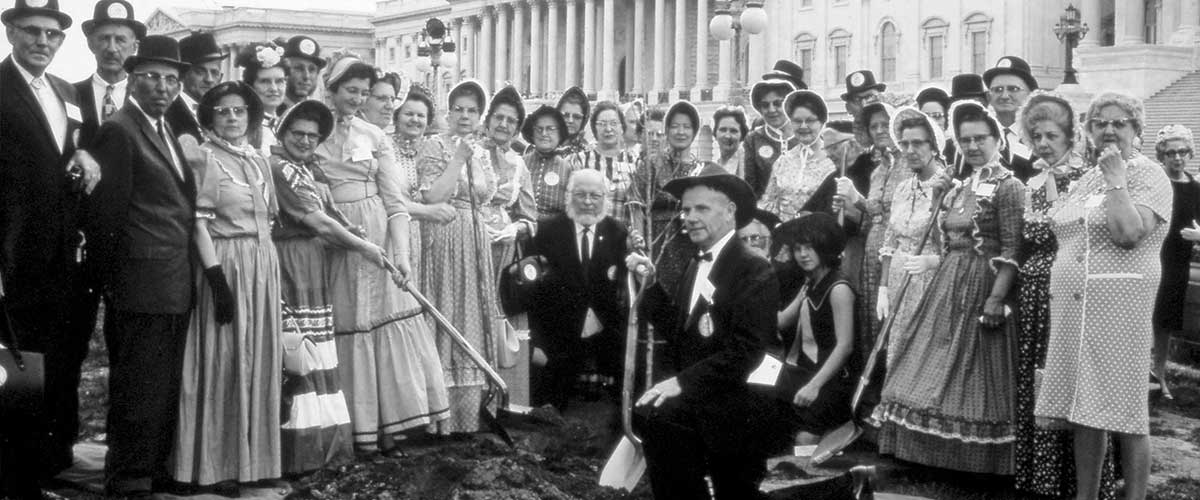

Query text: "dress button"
[1076, 254, 1085, 263]
[1078, 218, 1086, 225]
[1073, 292, 1083, 301]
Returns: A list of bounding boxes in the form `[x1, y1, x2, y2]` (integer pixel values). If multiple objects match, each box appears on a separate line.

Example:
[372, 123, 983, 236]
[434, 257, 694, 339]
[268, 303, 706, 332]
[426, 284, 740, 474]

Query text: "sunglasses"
[213, 105, 248, 117]
[1088, 118, 1135, 130]
[14, 24, 65, 43]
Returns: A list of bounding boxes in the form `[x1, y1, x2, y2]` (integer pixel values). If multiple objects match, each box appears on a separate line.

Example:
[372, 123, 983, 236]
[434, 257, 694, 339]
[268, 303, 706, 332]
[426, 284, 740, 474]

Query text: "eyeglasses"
[213, 105, 248, 117]
[595, 120, 622, 130]
[1161, 148, 1193, 158]
[562, 112, 585, 122]
[132, 71, 180, 87]
[896, 140, 931, 150]
[571, 192, 604, 202]
[533, 125, 559, 135]
[958, 135, 993, 147]
[450, 105, 480, 115]
[14, 24, 65, 43]
[989, 85, 1027, 96]
[1089, 118, 1135, 130]
[491, 115, 520, 125]
[371, 94, 400, 105]
[924, 112, 946, 119]
[646, 130, 666, 138]
[739, 234, 769, 244]
[288, 129, 322, 143]
[792, 117, 822, 127]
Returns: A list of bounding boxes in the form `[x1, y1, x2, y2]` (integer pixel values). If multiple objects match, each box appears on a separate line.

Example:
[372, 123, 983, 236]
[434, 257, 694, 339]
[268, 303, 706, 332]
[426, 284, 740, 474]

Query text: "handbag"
[497, 237, 548, 316]
[281, 306, 322, 377]
[0, 285, 45, 415]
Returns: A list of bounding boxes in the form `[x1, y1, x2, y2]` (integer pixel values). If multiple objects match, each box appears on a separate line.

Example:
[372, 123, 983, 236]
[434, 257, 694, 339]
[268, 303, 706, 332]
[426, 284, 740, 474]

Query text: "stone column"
[514, 1, 528, 91]
[496, 4, 511, 86]
[583, 0, 597, 94]
[628, 0, 648, 94]
[565, 0, 579, 87]
[1079, 0, 1102, 47]
[1172, 0, 1200, 45]
[530, 1, 544, 95]
[671, 0, 688, 98]
[652, 0, 667, 100]
[1116, 0, 1146, 45]
[692, 0, 709, 98]
[712, 40, 733, 101]
[547, 0, 561, 91]
[480, 7, 495, 91]
[449, 18, 463, 81]
[463, 17, 478, 79]
[600, 0, 617, 100]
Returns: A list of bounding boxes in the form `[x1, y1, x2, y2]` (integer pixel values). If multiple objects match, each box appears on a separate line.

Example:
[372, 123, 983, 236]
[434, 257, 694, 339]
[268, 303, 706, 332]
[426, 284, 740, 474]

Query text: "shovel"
[383, 259, 545, 447]
[599, 270, 651, 491]
[812, 181, 947, 464]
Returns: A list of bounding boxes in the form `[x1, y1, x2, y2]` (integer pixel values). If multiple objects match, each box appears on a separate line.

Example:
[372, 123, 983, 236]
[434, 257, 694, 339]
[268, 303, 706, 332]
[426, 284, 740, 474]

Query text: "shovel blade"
[811, 421, 863, 465]
[599, 436, 646, 492]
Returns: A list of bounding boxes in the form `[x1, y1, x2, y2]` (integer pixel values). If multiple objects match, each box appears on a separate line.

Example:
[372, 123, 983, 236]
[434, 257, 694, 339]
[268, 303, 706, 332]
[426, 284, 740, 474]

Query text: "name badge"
[974, 182, 996, 198]
[351, 147, 373, 163]
[746, 353, 783, 386]
[65, 102, 82, 122]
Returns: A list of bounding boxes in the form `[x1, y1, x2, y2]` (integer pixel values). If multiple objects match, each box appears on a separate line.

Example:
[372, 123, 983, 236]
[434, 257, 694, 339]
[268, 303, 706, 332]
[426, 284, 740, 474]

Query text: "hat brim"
[784, 90, 827, 123]
[750, 79, 796, 110]
[2, 7, 72, 29]
[276, 99, 333, 142]
[839, 83, 886, 102]
[123, 55, 190, 74]
[663, 174, 756, 228]
[665, 101, 701, 141]
[82, 18, 147, 40]
[285, 53, 327, 69]
[982, 67, 1038, 91]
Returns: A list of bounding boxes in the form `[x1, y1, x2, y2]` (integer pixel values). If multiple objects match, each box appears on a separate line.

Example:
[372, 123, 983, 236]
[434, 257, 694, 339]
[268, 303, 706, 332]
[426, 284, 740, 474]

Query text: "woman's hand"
[980, 296, 1007, 329]
[875, 287, 890, 321]
[390, 256, 412, 288]
[902, 254, 940, 275]
[636, 377, 682, 408]
[792, 382, 821, 407]
[453, 137, 474, 163]
[360, 241, 388, 269]
[1097, 144, 1128, 189]
[1182, 221, 1200, 242]
[427, 203, 458, 223]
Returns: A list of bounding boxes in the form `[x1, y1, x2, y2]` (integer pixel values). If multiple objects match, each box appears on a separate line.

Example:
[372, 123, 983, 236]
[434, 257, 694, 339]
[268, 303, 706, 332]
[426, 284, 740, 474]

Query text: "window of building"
[880, 22, 898, 81]
[389, 47, 396, 62]
[792, 33, 816, 79]
[929, 35, 943, 78]
[829, 28, 852, 86]
[1146, 0, 1162, 44]
[964, 13, 993, 74]
[800, 0, 813, 7]
[971, 31, 987, 73]
[922, 17, 948, 80]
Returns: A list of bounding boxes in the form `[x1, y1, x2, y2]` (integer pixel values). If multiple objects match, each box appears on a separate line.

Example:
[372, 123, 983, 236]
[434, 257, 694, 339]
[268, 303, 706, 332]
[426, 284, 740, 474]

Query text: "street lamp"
[414, 18, 458, 104]
[709, 1, 767, 99]
[1053, 4, 1089, 85]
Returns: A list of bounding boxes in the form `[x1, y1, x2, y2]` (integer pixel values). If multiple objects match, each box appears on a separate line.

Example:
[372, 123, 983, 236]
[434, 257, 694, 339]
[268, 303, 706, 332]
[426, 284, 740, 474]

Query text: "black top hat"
[664, 162, 756, 228]
[982, 56, 1038, 91]
[750, 208, 782, 230]
[916, 86, 951, 111]
[198, 81, 264, 132]
[123, 35, 189, 73]
[282, 35, 326, 69]
[772, 212, 846, 254]
[841, 70, 886, 101]
[82, 0, 145, 39]
[2, 0, 71, 29]
[521, 105, 568, 145]
[665, 100, 701, 141]
[487, 85, 526, 129]
[276, 99, 334, 143]
[762, 59, 807, 90]
[784, 89, 827, 123]
[179, 31, 224, 66]
[950, 73, 988, 102]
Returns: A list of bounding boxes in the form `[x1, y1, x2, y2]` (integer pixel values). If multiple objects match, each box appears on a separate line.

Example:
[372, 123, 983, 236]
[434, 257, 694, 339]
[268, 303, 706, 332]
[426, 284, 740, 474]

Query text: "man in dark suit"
[164, 31, 223, 142]
[528, 169, 627, 411]
[74, 0, 144, 147]
[625, 164, 794, 500]
[984, 56, 1038, 182]
[86, 35, 196, 498]
[0, 1, 103, 497]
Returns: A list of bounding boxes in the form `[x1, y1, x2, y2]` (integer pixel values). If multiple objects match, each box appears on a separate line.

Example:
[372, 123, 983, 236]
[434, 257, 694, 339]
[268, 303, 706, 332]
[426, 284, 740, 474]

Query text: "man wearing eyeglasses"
[1, 1, 104, 497]
[983, 56, 1038, 182]
[165, 31, 224, 142]
[85, 35, 196, 499]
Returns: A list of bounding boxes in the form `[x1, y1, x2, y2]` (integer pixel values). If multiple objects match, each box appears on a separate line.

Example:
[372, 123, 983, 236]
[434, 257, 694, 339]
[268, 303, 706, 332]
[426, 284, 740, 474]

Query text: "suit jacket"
[164, 95, 202, 143]
[528, 214, 628, 357]
[87, 101, 196, 314]
[801, 151, 876, 236]
[73, 77, 129, 148]
[0, 56, 85, 308]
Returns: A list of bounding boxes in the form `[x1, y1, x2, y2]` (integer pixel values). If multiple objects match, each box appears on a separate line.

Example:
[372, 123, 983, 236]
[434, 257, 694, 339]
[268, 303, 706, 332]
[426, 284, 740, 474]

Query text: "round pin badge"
[606, 265, 616, 281]
[543, 171, 560, 186]
[107, 2, 128, 18]
[996, 58, 1013, 69]
[757, 145, 774, 159]
[0, 364, 7, 387]
[698, 313, 714, 338]
[521, 262, 539, 281]
[299, 39, 317, 55]
[850, 71, 866, 87]
[27, 0, 48, 7]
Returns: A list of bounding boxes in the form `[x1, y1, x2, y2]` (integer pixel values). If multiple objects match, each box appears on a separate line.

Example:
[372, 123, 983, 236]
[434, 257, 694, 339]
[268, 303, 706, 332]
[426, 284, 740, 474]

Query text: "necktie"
[30, 76, 45, 92]
[157, 120, 181, 177]
[694, 251, 713, 262]
[580, 226, 591, 274]
[102, 84, 116, 121]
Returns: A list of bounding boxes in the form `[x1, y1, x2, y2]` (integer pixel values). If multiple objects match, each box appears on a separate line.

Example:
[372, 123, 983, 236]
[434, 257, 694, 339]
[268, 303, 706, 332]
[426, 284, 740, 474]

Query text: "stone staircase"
[1142, 70, 1200, 149]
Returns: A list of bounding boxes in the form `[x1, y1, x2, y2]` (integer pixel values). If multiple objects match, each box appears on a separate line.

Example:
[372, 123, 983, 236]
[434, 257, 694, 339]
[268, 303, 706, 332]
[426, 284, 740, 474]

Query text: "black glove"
[204, 265, 235, 325]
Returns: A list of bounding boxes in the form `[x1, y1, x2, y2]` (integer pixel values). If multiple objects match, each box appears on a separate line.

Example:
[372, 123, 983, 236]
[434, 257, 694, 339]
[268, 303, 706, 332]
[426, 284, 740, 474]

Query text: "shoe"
[209, 481, 240, 498]
[849, 465, 875, 500]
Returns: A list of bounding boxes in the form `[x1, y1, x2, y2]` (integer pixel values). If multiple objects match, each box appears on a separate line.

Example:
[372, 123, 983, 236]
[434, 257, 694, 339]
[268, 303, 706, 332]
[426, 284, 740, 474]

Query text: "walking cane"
[811, 177, 949, 464]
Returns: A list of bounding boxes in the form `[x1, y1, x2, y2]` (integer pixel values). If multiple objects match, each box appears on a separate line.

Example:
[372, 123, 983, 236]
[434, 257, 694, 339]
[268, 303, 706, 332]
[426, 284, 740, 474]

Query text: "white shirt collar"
[91, 72, 127, 90]
[702, 229, 736, 260]
[128, 97, 162, 129]
[180, 91, 200, 114]
[13, 59, 43, 87]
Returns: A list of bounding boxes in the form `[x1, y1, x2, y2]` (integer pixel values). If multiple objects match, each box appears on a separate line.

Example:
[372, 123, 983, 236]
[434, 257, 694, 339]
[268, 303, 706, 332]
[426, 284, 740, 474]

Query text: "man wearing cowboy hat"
[86, 35, 196, 499]
[165, 30, 224, 142]
[625, 163, 796, 500]
[983, 56, 1038, 182]
[279, 34, 325, 115]
[75, 0, 144, 147]
[1, 1, 104, 496]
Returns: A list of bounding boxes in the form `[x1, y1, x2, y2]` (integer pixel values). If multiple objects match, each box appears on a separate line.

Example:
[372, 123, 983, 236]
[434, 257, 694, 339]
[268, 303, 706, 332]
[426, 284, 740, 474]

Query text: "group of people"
[0, 1, 1195, 500]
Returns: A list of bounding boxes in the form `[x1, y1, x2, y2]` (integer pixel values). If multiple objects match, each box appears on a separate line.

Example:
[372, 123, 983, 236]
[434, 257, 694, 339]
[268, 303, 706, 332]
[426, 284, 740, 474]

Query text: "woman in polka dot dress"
[1035, 93, 1172, 500]
[1013, 92, 1117, 499]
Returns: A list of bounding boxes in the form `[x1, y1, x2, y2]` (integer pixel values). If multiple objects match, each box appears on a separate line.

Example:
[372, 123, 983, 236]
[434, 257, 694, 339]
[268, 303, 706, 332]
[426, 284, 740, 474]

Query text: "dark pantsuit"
[102, 307, 189, 494]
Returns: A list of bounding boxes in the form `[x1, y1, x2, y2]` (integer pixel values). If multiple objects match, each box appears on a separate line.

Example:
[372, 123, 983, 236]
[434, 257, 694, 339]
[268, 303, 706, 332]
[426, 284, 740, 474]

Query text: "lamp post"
[709, 0, 767, 96]
[1053, 4, 1089, 85]
[414, 18, 458, 109]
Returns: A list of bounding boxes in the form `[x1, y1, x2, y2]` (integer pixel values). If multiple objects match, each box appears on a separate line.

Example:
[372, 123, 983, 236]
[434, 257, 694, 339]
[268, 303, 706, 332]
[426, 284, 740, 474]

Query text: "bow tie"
[694, 251, 713, 262]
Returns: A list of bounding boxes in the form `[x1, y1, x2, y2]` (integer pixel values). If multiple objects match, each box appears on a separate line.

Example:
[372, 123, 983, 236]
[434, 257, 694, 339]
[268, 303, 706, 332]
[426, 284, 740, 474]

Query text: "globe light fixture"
[740, 1, 768, 35]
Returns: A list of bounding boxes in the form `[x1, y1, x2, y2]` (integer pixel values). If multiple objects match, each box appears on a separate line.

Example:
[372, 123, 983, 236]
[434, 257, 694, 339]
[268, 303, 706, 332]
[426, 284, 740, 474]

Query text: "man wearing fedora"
[983, 56, 1038, 182]
[625, 163, 793, 499]
[743, 60, 804, 198]
[75, 0, 143, 147]
[86, 35, 196, 498]
[1, 1, 103, 497]
[279, 34, 325, 115]
[165, 31, 224, 142]
[841, 70, 886, 147]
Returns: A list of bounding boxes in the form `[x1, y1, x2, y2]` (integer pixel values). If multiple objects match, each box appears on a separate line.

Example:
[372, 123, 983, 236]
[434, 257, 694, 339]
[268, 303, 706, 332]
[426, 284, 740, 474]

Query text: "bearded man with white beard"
[527, 169, 630, 411]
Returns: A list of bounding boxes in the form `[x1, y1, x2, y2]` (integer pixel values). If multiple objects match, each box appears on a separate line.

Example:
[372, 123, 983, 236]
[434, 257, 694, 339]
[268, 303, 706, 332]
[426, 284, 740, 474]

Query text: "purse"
[0, 288, 45, 415]
[281, 306, 322, 377]
[497, 238, 548, 316]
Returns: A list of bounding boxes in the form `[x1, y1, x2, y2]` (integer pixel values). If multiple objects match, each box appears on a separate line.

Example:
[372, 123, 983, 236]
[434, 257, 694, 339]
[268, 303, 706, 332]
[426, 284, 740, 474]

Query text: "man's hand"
[67, 150, 102, 194]
[636, 376, 682, 408]
[792, 382, 821, 407]
[625, 253, 653, 278]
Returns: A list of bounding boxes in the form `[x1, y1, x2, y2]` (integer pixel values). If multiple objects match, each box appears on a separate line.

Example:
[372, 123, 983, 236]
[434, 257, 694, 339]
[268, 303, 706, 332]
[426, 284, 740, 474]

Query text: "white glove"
[1181, 220, 1200, 242]
[902, 254, 940, 275]
[876, 286, 890, 321]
